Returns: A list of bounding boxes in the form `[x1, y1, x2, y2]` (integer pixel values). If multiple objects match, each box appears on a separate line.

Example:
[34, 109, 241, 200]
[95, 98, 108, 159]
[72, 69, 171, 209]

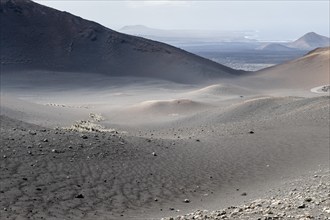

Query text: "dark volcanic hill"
[0, 0, 240, 83]
[288, 32, 330, 50]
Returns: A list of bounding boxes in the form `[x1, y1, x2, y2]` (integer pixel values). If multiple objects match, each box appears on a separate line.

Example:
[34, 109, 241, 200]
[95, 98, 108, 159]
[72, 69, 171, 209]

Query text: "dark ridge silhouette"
[0, 0, 243, 83]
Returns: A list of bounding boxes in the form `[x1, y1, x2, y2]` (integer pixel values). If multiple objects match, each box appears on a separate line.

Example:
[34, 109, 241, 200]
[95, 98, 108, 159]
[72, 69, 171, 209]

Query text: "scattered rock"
[183, 199, 190, 203]
[75, 194, 84, 199]
[29, 131, 37, 135]
[64, 120, 115, 133]
[51, 149, 59, 153]
[241, 192, 247, 196]
[298, 204, 306, 209]
[152, 152, 157, 156]
[304, 197, 312, 202]
[81, 134, 88, 139]
[249, 131, 254, 134]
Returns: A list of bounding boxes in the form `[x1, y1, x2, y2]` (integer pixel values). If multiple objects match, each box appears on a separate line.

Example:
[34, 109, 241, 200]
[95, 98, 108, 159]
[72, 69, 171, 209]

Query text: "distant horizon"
[118, 25, 329, 42]
[34, 0, 329, 41]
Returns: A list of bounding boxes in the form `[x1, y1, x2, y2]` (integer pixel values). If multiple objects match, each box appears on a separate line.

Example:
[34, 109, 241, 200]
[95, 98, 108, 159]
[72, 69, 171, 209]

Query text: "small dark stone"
[183, 199, 190, 203]
[196, 139, 200, 142]
[36, 188, 42, 191]
[43, 139, 48, 142]
[75, 194, 84, 198]
[305, 198, 312, 202]
[241, 192, 247, 196]
[169, 207, 175, 211]
[249, 131, 254, 134]
[23, 178, 28, 181]
[51, 149, 59, 153]
[81, 135, 88, 139]
[298, 204, 306, 209]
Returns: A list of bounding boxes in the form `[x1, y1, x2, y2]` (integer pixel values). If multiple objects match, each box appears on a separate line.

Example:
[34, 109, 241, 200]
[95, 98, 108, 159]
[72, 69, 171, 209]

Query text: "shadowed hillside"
[0, 0, 241, 83]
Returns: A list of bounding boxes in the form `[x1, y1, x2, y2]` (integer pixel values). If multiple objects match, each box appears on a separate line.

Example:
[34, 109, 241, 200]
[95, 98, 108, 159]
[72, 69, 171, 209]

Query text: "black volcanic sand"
[1, 95, 329, 220]
[0, 116, 185, 220]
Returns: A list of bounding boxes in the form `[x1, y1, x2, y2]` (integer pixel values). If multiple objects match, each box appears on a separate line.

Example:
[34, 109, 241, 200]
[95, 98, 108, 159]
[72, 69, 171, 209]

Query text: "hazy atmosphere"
[35, 0, 330, 41]
[1, 0, 329, 219]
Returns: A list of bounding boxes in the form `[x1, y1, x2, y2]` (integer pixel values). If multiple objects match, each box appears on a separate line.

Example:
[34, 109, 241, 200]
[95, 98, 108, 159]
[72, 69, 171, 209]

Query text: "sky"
[34, 0, 330, 41]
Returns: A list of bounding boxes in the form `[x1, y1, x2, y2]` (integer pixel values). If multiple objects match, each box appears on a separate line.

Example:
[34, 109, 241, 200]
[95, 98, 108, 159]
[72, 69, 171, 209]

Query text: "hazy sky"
[35, 0, 329, 41]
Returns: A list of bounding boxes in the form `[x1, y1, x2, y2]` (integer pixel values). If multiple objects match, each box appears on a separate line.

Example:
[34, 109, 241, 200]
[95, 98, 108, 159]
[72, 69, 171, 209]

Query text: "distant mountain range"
[121, 25, 329, 51]
[0, 0, 241, 83]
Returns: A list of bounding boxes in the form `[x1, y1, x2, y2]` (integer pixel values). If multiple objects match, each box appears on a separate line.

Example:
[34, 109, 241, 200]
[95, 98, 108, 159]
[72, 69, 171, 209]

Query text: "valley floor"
[0, 74, 329, 220]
